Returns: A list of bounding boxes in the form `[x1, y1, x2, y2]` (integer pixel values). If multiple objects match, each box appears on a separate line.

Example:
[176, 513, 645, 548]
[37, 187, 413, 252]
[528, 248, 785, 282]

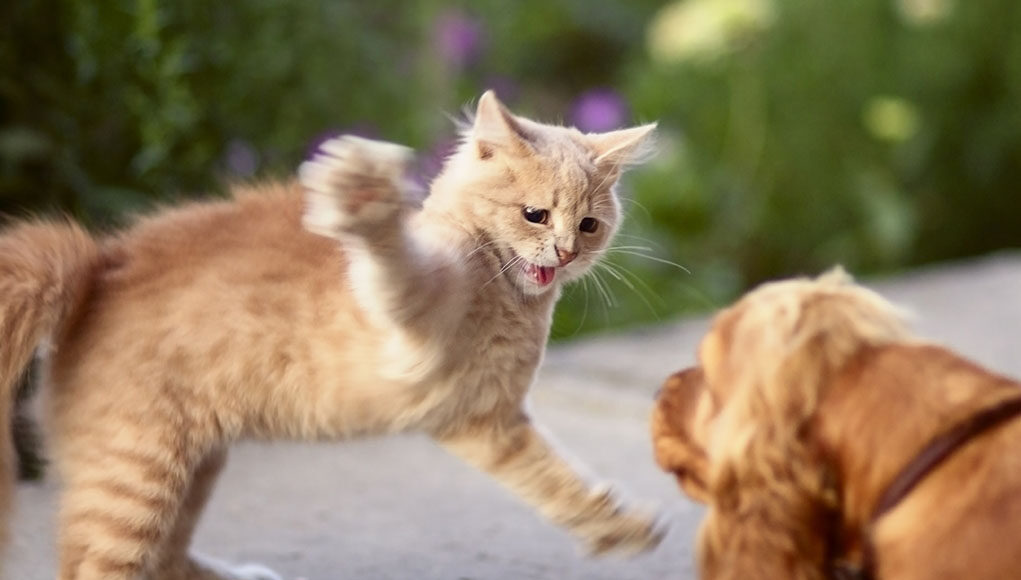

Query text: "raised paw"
[572, 486, 667, 557]
[299, 135, 414, 238]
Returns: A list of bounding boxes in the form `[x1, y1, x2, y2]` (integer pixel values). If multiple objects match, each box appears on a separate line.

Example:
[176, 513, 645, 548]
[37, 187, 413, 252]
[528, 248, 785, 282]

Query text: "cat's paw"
[299, 135, 414, 238]
[573, 486, 667, 557]
[191, 552, 285, 580]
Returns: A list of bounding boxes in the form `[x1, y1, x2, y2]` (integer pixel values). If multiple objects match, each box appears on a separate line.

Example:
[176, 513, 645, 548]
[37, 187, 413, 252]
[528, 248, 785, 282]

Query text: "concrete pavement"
[8, 252, 1021, 579]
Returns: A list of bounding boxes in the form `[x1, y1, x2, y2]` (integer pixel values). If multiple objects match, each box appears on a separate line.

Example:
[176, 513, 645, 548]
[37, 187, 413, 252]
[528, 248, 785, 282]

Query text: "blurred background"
[2, 0, 1019, 339]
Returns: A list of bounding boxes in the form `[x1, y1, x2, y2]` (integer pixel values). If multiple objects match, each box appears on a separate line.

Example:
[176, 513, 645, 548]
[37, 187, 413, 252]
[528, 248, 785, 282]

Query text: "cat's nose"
[556, 247, 578, 266]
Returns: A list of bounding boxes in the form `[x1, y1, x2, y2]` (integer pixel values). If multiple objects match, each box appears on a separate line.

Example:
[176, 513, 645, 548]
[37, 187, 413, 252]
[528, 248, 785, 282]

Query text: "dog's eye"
[522, 207, 549, 225]
[579, 217, 598, 233]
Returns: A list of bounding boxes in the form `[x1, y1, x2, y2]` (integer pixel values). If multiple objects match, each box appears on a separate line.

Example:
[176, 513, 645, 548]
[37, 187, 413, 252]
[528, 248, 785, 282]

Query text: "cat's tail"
[0, 219, 100, 556]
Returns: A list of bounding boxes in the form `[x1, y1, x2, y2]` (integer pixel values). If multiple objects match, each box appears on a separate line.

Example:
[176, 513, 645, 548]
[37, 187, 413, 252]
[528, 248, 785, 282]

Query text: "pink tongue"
[535, 265, 555, 285]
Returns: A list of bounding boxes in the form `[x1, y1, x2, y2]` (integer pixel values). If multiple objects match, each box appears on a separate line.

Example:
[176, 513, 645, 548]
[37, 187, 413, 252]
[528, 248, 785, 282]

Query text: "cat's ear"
[588, 123, 658, 174]
[472, 90, 534, 159]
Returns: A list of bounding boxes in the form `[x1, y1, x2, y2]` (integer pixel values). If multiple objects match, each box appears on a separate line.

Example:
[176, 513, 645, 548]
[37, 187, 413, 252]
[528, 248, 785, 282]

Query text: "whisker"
[617, 263, 668, 309]
[621, 196, 653, 223]
[501, 255, 524, 277]
[607, 250, 691, 274]
[587, 155, 630, 202]
[595, 261, 626, 283]
[589, 161, 620, 195]
[604, 245, 657, 253]
[561, 277, 593, 339]
[579, 277, 591, 329]
[599, 261, 665, 315]
[614, 232, 663, 247]
[587, 267, 617, 309]
[465, 239, 498, 259]
[593, 262, 641, 310]
[481, 255, 523, 289]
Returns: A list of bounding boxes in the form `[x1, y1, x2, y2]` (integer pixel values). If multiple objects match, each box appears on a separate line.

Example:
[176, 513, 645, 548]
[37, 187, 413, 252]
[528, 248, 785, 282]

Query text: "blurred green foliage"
[2, 0, 1019, 339]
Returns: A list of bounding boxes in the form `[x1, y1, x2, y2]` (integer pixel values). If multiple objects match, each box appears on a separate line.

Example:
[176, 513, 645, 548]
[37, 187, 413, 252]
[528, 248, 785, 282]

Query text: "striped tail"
[0, 219, 100, 562]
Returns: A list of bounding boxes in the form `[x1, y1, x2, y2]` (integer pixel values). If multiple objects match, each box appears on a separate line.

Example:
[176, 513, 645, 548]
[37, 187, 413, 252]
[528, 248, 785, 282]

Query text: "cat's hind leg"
[152, 448, 282, 580]
[54, 435, 280, 580]
[54, 425, 198, 580]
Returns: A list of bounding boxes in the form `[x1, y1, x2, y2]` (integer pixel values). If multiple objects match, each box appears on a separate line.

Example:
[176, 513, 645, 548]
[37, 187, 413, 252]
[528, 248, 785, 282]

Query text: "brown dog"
[651, 269, 1021, 580]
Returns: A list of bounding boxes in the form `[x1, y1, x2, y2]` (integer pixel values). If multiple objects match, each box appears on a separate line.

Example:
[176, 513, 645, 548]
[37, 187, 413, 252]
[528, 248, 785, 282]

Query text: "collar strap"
[843, 396, 1021, 580]
[872, 396, 1021, 521]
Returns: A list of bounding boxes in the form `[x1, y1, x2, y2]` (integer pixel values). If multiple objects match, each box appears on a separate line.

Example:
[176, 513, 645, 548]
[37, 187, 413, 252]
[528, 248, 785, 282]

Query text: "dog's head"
[651, 268, 913, 576]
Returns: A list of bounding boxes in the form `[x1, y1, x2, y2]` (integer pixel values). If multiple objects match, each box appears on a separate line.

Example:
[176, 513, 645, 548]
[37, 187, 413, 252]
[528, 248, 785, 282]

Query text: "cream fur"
[0, 91, 661, 579]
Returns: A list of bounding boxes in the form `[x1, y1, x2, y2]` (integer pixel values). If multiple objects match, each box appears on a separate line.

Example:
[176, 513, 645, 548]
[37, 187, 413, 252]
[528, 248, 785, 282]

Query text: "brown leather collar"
[829, 396, 1021, 580]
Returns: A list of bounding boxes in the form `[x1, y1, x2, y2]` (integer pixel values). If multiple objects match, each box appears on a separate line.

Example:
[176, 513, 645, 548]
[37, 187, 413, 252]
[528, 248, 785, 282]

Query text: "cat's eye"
[579, 217, 599, 233]
[523, 207, 549, 225]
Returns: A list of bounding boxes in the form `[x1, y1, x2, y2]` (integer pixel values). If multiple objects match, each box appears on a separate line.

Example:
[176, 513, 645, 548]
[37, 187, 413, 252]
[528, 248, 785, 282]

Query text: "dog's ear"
[697, 352, 834, 580]
[697, 487, 832, 580]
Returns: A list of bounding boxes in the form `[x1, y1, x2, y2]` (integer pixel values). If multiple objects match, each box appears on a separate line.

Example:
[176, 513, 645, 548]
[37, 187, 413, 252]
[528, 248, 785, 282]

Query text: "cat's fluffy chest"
[381, 258, 555, 408]
[385, 219, 556, 392]
[448, 287, 552, 383]
[378, 265, 556, 430]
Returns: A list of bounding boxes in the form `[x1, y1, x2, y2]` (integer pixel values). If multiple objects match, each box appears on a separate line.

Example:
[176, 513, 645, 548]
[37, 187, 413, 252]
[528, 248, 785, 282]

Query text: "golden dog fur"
[652, 269, 1021, 580]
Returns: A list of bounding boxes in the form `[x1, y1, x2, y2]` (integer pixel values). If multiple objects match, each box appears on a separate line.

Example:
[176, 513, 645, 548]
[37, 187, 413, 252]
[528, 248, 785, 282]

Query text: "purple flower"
[225, 140, 259, 177]
[570, 89, 630, 133]
[434, 10, 484, 69]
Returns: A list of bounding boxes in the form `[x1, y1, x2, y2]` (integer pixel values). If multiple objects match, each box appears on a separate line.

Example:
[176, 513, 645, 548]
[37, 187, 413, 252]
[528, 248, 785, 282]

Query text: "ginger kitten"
[0, 91, 661, 579]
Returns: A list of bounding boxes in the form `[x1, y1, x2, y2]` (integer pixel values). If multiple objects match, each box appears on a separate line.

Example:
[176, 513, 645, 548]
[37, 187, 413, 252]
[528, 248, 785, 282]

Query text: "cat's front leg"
[299, 134, 414, 239]
[436, 417, 665, 556]
[299, 136, 464, 339]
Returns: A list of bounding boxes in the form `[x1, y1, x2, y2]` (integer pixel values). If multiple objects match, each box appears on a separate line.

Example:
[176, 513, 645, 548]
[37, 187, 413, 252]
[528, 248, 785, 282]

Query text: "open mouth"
[522, 262, 556, 286]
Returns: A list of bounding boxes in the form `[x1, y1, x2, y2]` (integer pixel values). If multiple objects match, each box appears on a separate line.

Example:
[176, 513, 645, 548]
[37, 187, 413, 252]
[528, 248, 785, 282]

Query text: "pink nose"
[556, 247, 577, 266]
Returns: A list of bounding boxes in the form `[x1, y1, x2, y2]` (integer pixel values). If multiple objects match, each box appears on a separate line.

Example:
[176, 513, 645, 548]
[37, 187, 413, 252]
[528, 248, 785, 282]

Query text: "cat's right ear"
[588, 123, 658, 175]
[472, 90, 534, 159]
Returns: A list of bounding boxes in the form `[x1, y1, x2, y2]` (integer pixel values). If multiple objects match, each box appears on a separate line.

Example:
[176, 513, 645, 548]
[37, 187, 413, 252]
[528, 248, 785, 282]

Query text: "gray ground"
[8, 252, 1021, 579]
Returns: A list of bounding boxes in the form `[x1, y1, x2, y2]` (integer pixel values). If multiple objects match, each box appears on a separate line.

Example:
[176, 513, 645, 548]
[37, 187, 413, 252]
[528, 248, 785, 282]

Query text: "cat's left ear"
[472, 90, 534, 159]
[588, 123, 658, 174]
